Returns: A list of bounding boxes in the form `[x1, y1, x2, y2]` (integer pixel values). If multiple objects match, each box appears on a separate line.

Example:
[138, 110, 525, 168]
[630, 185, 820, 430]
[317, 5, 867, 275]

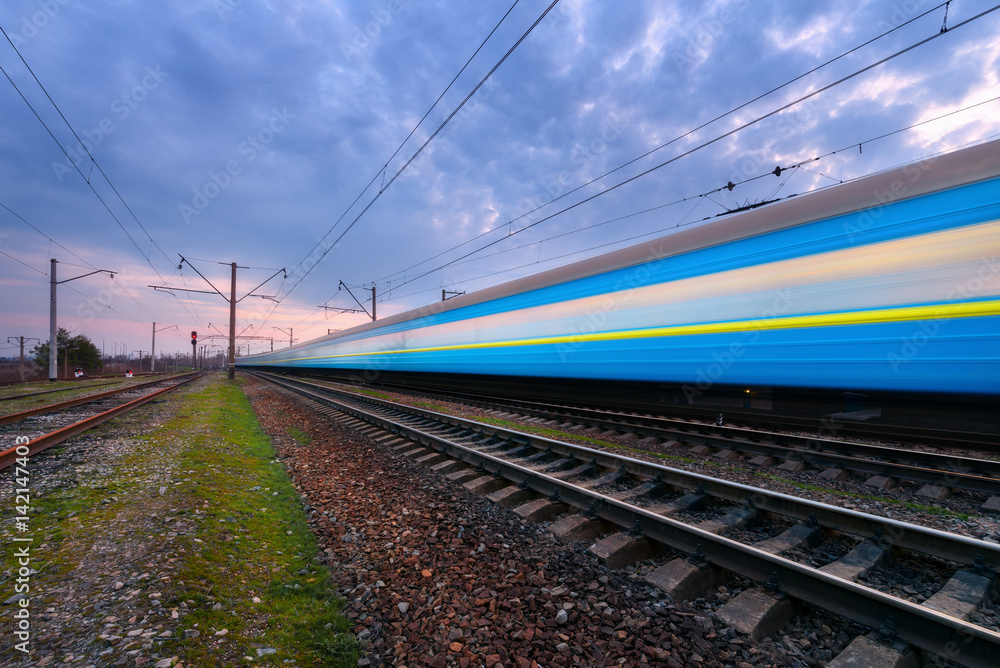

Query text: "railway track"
[296, 374, 1000, 498]
[0, 381, 118, 403]
[0, 373, 197, 426]
[310, 377, 1000, 452]
[0, 372, 201, 470]
[251, 371, 1000, 667]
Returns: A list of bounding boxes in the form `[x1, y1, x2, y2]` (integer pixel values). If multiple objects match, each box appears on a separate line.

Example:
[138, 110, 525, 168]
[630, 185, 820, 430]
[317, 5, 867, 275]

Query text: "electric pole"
[48, 259, 115, 381]
[7, 337, 39, 381]
[49, 259, 56, 381]
[334, 281, 376, 322]
[228, 262, 236, 379]
[442, 289, 465, 301]
[273, 327, 293, 348]
[149, 258, 284, 381]
[151, 323, 177, 373]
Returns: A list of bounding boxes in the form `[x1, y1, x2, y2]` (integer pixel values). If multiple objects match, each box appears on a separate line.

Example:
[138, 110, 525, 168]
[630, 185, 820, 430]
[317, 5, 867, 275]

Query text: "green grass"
[0, 452, 109, 583]
[157, 377, 360, 666]
[413, 401, 451, 413]
[755, 473, 971, 520]
[287, 425, 313, 446]
[0, 375, 359, 666]
[351, 388, 391, 400]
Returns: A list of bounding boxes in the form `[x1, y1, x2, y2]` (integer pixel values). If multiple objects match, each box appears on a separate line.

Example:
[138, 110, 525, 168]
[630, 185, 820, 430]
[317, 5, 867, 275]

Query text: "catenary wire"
[0, 248, 48, 276]
[0, 200, 99, 271]
[250, 1, 528, 333]
[0, 199, 174, 324]
[380, 5, 1000, 293]
[275, 0, 563, 308]
[0, 60, 178, 294]
[378, 97, 1000, 302]
[285, 0, 522, 288]
[0, 24, 175, 268]
[371, 1, 959, 284]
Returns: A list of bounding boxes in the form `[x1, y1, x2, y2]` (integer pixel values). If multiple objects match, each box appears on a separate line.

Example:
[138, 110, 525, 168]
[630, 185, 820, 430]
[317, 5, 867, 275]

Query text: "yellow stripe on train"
[263, 298, 1000, 364]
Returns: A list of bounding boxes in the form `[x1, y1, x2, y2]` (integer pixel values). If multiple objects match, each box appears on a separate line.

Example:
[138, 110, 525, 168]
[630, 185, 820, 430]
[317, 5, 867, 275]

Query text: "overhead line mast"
[149, 258, 285, 379]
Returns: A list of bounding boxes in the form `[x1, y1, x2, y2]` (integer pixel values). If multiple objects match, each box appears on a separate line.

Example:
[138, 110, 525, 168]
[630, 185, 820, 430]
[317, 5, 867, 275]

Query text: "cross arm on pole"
[337, 281, 372, 319]
[236, 267, 286, 303]
[317, 305, 364, 314]
[148, 285, 221, 295]
[57, 268, 115, 284]
[178, 255, 229, 301]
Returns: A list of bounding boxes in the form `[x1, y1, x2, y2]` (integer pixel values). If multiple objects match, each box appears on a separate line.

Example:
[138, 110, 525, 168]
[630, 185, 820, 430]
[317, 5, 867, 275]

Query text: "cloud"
[1, 0, 997, 353]
[762, 3, 859, 59]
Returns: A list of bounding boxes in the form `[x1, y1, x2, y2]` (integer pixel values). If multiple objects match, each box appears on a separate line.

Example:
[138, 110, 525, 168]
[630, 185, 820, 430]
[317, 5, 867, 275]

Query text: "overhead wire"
[382, 181, 861, 306]
[0, 248, 49, 276]
[370, 1, 960, 284]
[0, 63, 153, 260]
[249, 0, 555, 336]
[0, 60, 178, 296]
[0, 30, 194, 333]
[288, 0, 522, 283]
[0, 246, 147, 326]
[378, 4, 1000, 294]
[63, 282, 146, 325]
[0, 24, 175, 269]
[0, 199, 173, 325]
[0, 200, 98, 271]
[274, 0, 563, 310]
[379, 93, 1000, 303]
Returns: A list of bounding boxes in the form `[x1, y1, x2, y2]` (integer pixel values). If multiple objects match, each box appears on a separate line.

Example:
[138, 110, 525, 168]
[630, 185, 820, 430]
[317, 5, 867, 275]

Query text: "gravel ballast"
[243, 376, 874, 667]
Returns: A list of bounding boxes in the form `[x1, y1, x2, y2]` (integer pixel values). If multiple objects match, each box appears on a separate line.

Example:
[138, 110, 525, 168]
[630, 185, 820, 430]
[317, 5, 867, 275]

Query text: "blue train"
[240, 140, 1000, 419]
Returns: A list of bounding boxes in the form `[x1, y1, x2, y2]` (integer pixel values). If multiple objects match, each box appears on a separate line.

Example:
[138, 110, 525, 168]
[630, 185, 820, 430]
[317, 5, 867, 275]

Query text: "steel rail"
[317, 375, 999, 451]
[255, 372, 1000, 668]
[528, 413, 1000, 494]
[511, 407, 1000, 478]
[299, 375, 1000, 494]
[0, 374, 200, 470]
[0, 372, 198, 425]
[255, 373, 1000, 567]
[0, 381, 118, 402]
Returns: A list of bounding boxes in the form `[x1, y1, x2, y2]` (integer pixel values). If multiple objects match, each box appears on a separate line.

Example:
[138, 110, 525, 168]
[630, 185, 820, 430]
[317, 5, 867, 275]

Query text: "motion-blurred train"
[240, 139, 1000, 426]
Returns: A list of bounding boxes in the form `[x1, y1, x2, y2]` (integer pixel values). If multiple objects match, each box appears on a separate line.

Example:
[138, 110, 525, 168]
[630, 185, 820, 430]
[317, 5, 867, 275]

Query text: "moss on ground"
[159, 376, 359, 666]
[413, 401, 451, 413]
[755, 473, 970, 520]
[350, 388, 391, 400]
[1, 374, 358, 666]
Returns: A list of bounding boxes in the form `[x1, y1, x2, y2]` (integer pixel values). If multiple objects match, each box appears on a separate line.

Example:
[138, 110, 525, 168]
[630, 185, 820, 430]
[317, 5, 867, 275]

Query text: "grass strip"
[755, 473, 971, 520]
[162, 376, 359, 666]
[350, 388, 391, 400]
[412, 401, 451, 413]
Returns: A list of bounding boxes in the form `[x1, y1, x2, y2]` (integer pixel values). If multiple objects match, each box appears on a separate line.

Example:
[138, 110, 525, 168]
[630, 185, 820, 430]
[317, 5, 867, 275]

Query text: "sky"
[1, 0, 999, 361]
